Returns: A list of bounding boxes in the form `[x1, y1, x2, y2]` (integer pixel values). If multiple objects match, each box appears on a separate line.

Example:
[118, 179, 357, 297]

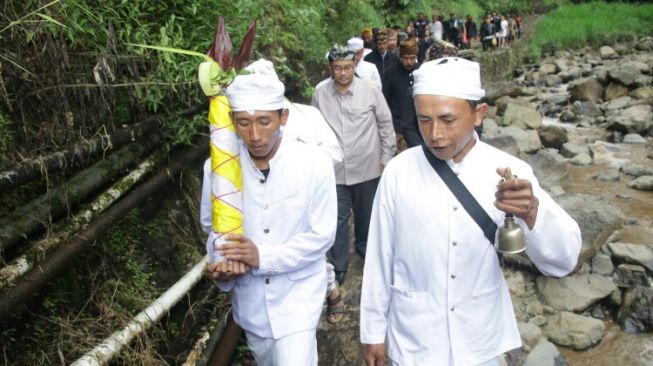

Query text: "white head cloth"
[412, 57, 485, 101]
[347, 37, 364, 51]
[226, 60, 285, 112]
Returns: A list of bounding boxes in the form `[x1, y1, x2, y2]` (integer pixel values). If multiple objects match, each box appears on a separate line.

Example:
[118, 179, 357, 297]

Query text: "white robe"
[283, 102, 343, 167]
[201, 138, 337, 339]
[360, 141, 581, 365]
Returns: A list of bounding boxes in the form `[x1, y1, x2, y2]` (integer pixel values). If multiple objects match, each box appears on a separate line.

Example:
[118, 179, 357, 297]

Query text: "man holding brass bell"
[360, 57, 581, 366]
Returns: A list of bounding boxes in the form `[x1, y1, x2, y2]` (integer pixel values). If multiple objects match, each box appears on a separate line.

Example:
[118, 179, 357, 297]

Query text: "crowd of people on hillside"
[364, 11, 523, 56]
[202, 9, 581, 366]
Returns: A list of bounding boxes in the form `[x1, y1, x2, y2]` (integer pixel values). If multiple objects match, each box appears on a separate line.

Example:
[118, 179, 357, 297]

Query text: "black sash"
[421, 144, 497, 245]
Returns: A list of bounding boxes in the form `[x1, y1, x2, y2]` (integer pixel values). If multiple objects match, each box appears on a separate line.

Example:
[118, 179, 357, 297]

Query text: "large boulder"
[630, 86, 653, 99]
[522, 339, 567, 366]
[526, 149, 570, 189]
[569, 77, 604, 102]
[543, 312, 606, 350]
[628, 175, 653, 191]
[556, 194, 626, 264]
[518, 321, 543, 352]
[560, 142, 590, 158]
[540, 63, 558, 75]
[537, 274, 618, 311]
[606, 104, 653, 134]
[503, 103, 543, 129]
[617, 285, 653, 333]
[607, 242, 653, 272]
[537, 125, 569, 150]
[571, 100, 603, 119]
[599, 45, 617, 59]
[620, 164, 653, 177]
[492, 126, 542, 154]
[608, 63, 645, 87]
[604, 82, 630, 100]
[485, 82, 530, 104]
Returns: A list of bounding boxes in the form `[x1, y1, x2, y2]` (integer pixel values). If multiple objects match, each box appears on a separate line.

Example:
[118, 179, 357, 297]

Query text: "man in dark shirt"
[383, 37, 419, 145]
[465, 15, 478, 49]
[414, 12, 429, 38]
[364, 30, 401, 82]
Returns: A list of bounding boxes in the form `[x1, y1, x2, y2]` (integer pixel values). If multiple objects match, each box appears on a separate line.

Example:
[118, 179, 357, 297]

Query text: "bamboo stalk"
[0, 138, 157, 252]
[0, 150, 164, 291]
[0, 141, 208, 323]
[71, 256, 209, 366]
[0, 118, 162, 191]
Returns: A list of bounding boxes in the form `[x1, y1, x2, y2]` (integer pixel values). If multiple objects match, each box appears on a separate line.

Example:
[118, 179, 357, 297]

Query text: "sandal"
[326, 289, 345, 324]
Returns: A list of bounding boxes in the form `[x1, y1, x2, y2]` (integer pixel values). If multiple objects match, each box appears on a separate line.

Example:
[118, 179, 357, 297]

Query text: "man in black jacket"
[364, 30, 400, 83]
[383, 37, 420, 150]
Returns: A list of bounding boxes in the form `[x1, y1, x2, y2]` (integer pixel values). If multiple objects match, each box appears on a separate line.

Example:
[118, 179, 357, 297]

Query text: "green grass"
[529, 2, 653, 60]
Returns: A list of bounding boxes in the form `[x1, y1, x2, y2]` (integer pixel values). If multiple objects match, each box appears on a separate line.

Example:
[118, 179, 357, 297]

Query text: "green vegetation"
[528, 2, 653, 60]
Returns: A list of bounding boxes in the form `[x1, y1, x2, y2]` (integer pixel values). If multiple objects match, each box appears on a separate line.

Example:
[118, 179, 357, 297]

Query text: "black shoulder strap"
[421, 144, 498, 245]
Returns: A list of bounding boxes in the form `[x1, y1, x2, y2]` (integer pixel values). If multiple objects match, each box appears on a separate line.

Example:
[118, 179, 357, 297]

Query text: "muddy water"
[550, 119, 653, 365]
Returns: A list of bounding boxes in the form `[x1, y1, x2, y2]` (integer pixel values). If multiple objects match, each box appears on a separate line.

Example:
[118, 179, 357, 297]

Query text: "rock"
[622, 134, 648, 144]
[613, 43, 629, 55]
[593, 171, 620, 182]
[630, 86, 653, 99]
[526, 149, 569, 189]
[614, 264, 651, 287]
[540, 63, 558, 75]
[570, 153, 592, 166]
[589, 141, 621, 162]
[543, 312, 606, 350]
[599, 45, 617, 59]
[628, 175, 653, 191]
[537, 274, 618, 312]
[557, 194, 625, 264]
[591, 252, 614, 275]
[604, 82, 630, 100]
[544, 94, 568, 106]
[554, 57, 573, 73]
[592, 66, 609, 84]
[569, 77, 603, 102]
[506, 269, 527, 298]
[545, 74, 563, 87]
[559, 68, 582, 83]
[484, 135, 521, 158]
[620, 164, 653, 177]
[503, 103, 542, 129]
[560, 142, 590, 158]
[496, 96, 533, 116]
[608, 63, 644, 87]
[485, 82, 530, 104]
[608, 242, 653, 272]
[495, 126, 541, 154]
[518, 321, 543, 352]
[617, 285, 653, 333]
[571, 100, 603, 118]
[523, 339, 568, 366]
[605, 96, 632, 111]
[559, 109, 577, 123]
[538, 125, 569, 149]
[606, 104, 653, 134]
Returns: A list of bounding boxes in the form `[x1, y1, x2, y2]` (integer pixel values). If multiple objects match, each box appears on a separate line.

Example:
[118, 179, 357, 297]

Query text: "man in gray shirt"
[312, 45, 396, 284]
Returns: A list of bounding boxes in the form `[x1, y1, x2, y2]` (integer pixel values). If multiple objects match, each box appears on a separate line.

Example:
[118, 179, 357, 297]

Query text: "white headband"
[413, 57, 485, 101]
[226, 71, 285, 112]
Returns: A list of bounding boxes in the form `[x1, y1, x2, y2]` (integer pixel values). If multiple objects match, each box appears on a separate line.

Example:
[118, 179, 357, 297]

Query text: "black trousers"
[328, 178, 380, 274]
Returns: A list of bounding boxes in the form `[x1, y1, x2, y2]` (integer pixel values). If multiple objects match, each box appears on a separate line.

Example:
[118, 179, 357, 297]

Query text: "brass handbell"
[496, 168, 526, 254]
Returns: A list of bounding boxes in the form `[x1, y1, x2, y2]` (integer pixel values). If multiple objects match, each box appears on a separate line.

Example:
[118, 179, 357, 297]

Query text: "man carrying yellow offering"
[201, 67, 337, 365]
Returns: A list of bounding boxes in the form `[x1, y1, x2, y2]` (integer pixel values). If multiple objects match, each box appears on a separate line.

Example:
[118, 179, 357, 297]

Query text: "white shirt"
[315, 60, 382, 90]
[283, 102, 343, 166]
[201, 138, 337, 339]
[360, 141, 581, 365]
[431, 20, 443, 41]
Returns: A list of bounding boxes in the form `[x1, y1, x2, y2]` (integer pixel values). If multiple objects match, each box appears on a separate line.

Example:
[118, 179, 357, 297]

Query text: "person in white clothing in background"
[360, 57, 582, 366]
[202, 68, 337, 365]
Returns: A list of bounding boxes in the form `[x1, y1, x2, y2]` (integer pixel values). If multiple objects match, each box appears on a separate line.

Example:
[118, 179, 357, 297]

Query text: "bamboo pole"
[71, 256, 210, 366]
[0, 138, 157, 252]
[0, 141, 207, 323]
[0, 150, 164, 291]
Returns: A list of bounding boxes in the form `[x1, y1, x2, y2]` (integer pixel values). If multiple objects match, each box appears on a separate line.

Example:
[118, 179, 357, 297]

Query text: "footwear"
[326, 287, 345, 324]
[335, 271, 346, 285]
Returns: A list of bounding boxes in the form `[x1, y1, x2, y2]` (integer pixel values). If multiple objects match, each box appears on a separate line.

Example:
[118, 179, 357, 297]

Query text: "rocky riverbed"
[317, 37, 653, 366]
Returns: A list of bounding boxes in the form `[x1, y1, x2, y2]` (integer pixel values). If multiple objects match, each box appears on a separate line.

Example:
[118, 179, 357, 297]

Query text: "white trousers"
[391, 354, 498, 366]
[326, 261, 337, 294]
[245, 329, 318, 366]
